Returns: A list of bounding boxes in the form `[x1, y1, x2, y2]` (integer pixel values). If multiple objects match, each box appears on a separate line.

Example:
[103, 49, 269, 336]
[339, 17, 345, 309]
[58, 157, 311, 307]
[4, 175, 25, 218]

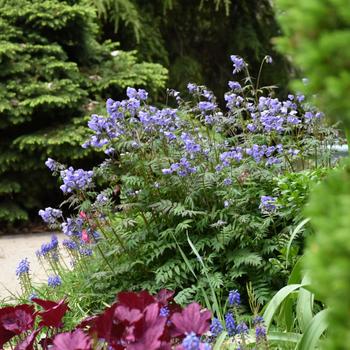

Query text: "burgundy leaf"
[51, 329, 92, 350]
[117, 291, 155, 311]
[114, 306, 143, 325]
[0, 326, 14, 348]
[126, 303, 167, 350]
[170, 303, 211, 337]
[0, 304, 36, 347]
[84, 303, 118, 343]
[127, 317, 167, 350]
[32, 298, 69, 328]
[14, 329, 41, 350]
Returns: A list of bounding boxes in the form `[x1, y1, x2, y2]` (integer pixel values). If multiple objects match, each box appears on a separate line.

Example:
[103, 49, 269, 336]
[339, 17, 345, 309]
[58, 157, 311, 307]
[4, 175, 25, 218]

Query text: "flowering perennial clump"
[32, 54, 341, 327]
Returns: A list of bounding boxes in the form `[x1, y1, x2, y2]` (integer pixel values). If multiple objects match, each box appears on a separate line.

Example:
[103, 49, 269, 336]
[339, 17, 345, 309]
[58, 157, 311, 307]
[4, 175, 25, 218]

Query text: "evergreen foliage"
[0, 0, 167, 224]
[91, 0, 291, 99]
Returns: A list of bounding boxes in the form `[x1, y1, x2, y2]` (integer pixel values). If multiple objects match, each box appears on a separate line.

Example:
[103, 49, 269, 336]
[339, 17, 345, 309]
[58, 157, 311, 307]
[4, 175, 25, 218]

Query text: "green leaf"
[263, 284, 304, 331]
[295, 309, 328, 350]
[296, 274, 314, 333]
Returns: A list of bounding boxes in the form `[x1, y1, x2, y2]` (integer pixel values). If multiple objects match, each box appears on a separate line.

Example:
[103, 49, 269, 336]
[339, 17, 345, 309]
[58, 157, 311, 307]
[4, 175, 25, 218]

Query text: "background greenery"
[0, 0, 166, 224]
[276, 0, 350, 348]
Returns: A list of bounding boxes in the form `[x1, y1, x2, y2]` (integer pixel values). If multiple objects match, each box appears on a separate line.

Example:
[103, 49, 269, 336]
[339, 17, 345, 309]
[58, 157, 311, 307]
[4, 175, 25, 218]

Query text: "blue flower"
[255, 325, 266, 341]
[253, 316, 264, 325]
[159, 306, 170, 317]
[223, 178, 232, 186]
[62, 239, 78, 250]
[187, 83, 198, 93]
[59, 167, 94, 193]
[45, 158, 60, 172]
[259, 196, 277, 213]
[48, 275, 61, 288]
[228, 81, 241, 90]
[16, 258, 30, 277]
[225, 312, 236, 336]
[198, 101, 216, 113]
[96, 193, 108, 204]
[236, 322, 249, 335]
[230, 55, 246, 74]
[182, 332, 200, 350]
[210, 317, 223, 337]
[38, 207, 62, 224]
[228, 290, 241, 306]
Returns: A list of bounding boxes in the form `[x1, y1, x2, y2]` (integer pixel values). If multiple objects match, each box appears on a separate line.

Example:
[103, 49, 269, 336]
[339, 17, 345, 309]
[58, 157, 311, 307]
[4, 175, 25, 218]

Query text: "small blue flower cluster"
[162, 157, 197, 177]
[259, 196, 277, 214]
[182, 332, 211, 350]
[59, 167, 94, 193]
[48, 275, 61, 288]
[45, 158, 62, 172]
[36, 235, 59, 257]
[16, 258, 30, 277]
[38, 207, 62, 225]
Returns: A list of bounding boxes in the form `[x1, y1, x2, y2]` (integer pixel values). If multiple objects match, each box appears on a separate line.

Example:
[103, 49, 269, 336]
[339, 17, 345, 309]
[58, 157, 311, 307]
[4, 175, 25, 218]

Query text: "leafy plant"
[26, 55, 341, 318]
[0, 290, 212, 350]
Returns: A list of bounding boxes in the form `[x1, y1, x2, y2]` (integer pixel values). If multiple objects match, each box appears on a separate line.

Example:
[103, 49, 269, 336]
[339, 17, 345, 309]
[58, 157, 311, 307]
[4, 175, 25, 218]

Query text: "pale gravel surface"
[0, 232, 64, 299]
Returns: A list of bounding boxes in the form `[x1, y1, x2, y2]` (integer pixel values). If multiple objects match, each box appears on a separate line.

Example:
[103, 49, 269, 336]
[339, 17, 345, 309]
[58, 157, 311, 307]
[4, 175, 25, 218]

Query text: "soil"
[0, 232, 65, 300]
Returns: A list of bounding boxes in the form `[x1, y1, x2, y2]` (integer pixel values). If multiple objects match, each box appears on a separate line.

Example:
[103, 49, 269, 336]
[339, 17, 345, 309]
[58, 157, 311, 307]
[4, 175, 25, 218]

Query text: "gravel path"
[0, 232, 64, 300]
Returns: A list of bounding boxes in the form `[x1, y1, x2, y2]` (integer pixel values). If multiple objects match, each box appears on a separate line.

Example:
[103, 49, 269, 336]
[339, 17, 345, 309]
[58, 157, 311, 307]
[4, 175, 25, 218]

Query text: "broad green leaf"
[295, 309, 328, 350]
[296, 274, 314, 333]
[263, 284, 304, 330]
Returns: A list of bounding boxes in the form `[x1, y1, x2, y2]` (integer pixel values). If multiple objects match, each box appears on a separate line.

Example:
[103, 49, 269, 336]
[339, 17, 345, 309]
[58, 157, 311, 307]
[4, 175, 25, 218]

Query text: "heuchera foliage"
[0, 290, 211, 350]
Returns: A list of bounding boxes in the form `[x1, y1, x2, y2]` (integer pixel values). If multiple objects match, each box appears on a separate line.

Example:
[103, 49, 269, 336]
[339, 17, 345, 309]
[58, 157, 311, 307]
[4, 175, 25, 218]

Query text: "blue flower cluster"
[61, 217, 83, 237]
[16, 258, 30, 277]
[228, 289, 241, 306]
[48, 275, 61, 288]
[39, 207, 62, 225]
[36, 235, 59, 257]
[59, 167, 94, 193]
[45, 158, 62, 172]
[182, 332, 211, 350]
[162, 157, 197, 177]
[259, 196, 277, 214]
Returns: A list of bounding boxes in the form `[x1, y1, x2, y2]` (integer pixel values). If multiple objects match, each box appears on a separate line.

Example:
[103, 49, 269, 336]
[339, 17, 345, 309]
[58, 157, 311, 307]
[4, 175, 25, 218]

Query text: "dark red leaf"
[117, 291, 155, 311]
[52, 329, 92, 350]
[170, 303, 211, 337]
[127, 304, 167, 350]
[14, 328, 40, 350]
[84, 304, 117, 343]
[32, 298, 69, 328]
[0, 304, 36, 347]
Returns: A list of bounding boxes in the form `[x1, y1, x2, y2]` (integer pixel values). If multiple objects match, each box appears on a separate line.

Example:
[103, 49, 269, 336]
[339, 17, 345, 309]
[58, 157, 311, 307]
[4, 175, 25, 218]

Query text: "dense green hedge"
[0, 0, 167, 224]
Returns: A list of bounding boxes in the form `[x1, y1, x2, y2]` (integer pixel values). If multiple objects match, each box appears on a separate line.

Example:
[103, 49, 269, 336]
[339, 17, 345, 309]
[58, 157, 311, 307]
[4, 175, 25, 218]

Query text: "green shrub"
[0, 0, 167, 224]
[276, 0, 350, 348]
